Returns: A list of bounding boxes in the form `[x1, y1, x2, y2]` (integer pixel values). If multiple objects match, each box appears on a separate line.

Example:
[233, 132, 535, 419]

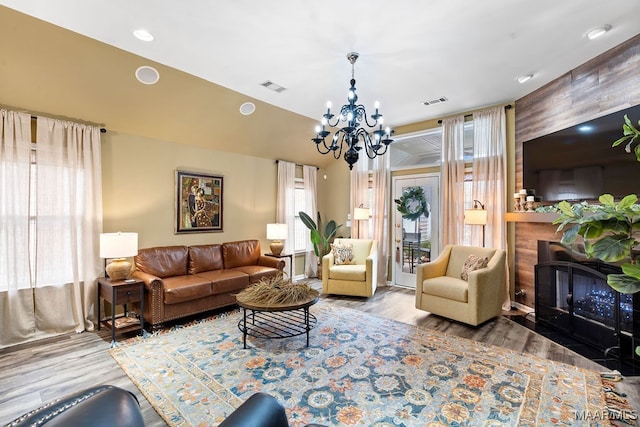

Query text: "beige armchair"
[415, 245, 506, 326]
[322, 238, 378, 297]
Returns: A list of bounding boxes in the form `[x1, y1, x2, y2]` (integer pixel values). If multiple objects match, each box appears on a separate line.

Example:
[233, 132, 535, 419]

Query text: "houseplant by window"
[299, 211, 342, 278]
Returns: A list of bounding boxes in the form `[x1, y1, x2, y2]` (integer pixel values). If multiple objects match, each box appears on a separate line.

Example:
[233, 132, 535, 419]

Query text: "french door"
[392, 174, 439, 288]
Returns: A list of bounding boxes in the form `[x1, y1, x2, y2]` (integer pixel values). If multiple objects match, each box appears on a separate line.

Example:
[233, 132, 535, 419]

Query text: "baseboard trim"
[511, 301, 534, 314]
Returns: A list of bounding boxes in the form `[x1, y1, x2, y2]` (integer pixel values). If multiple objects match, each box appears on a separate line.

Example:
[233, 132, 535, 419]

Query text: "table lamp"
[266, 223, 288, 256]
[100, 232, 138, 280]
[353, 206, 370, 238]
[464, 200, 487, 247]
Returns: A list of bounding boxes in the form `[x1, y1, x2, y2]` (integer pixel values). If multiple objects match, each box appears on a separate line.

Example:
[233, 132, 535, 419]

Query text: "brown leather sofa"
[132, 239, 284, 329]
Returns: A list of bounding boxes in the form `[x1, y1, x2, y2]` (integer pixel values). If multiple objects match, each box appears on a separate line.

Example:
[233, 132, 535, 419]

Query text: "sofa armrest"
[132, 270, 162, 289]
[416, 245, 451, 282]
[131, 270, 164, 326]
[366, 243, 378, 290]
[219, 392, 289, 427]
[322, 252, 334, 277]
[258, 255, 285, 270]
[7, 385, 144, 427]
[467, 249, 506, 309]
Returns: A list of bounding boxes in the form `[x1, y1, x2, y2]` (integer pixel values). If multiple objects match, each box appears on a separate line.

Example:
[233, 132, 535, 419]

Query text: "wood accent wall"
[513, 34, 640, 308]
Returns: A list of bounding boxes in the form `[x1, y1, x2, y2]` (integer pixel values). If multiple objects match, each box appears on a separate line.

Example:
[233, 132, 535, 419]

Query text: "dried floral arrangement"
[235, 275, 319, 305]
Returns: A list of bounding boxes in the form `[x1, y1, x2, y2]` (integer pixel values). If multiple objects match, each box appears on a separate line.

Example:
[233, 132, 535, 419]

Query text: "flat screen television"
[523, 104, 640, 203]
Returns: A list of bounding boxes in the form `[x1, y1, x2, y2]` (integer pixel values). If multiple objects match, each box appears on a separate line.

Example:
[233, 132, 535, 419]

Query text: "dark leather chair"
[219, 392, 326, 427]
[6, 385, 144, 427]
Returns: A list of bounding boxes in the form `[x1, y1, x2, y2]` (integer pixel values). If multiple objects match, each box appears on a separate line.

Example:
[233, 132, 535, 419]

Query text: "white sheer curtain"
[302, 165, 317, 277]
[276, 160, 296, 276]
[350, 156, 369, 239]
[349, 156, 389, 287]
[371, 155, 390, 286]
[0, 112, 102, 349]
[440, 115, 466, 247]
[35, 117, 103, 333]
[472, 106, 510, 309]
[0, 110, 33, 347]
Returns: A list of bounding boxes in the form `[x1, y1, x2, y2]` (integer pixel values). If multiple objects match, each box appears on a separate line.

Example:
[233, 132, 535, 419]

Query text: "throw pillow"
[460, 254, 489, 281]
[332, 242, 356, 265]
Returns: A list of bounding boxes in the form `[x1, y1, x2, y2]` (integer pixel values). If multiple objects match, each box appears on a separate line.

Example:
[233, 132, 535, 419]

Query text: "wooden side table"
[97, 277, 145, 347]
[265, 253, 293, 281]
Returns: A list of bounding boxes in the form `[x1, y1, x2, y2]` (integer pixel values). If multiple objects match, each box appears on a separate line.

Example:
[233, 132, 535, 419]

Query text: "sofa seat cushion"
[421, 276, 468, 303]
[163, 275, 213, 304]
[231, 265, 278, 283]
[195, 269, 250, 295]
[329, 265, 366, 281]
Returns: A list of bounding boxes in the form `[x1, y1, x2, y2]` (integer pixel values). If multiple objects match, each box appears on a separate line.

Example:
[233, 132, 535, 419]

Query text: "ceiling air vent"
[422, 96, 448, 106]
[261, 81, 287, 93]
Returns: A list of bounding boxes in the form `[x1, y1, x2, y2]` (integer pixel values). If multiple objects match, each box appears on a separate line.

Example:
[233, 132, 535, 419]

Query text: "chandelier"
[312, 52, 394, 170]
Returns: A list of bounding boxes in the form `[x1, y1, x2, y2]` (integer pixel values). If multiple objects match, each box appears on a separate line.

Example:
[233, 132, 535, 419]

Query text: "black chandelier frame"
[312, 52, 394, 170]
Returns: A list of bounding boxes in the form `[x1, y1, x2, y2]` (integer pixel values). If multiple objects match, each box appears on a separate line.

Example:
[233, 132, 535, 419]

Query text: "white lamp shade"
[99, 232, 138, 259]
[266, 223, 288, 240]
[354, 207, 370, 220]
[464, 209, 488, 225]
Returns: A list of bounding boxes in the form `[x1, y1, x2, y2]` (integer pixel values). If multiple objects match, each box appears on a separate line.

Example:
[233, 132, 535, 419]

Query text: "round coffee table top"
[236, 289, 319, 312]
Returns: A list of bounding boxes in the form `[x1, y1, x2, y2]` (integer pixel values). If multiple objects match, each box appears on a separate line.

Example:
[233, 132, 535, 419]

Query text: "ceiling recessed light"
[586, 24, 611, 40]
[516, 74, 534, 84]
[239, 102, 256, 115]
[135, 66, 159, 85]
[133, 29, 154, 42]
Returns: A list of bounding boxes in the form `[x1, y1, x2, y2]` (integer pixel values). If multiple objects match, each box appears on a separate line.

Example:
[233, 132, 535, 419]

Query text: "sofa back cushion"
[188, 244, 224, 274]
[135, 246, 189, 278]
[445, 245, 496, 279]
[222, 240, 261, 269]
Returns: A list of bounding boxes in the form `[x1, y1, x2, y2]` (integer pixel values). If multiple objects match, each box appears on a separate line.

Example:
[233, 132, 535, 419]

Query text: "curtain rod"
[437, 104, 512, 125]
[30, 115, 107, 133]
[275, 159, 319, 170]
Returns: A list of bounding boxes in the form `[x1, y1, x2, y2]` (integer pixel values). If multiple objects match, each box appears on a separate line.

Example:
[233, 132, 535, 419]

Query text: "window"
[294, 178, 307, 252]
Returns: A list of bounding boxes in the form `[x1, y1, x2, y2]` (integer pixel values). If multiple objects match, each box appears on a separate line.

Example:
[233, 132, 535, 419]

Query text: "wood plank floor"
[1, 284, 638, 426]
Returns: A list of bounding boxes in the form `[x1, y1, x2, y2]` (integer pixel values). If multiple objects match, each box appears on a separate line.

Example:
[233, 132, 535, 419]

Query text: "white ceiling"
[2, 0, 639, 132]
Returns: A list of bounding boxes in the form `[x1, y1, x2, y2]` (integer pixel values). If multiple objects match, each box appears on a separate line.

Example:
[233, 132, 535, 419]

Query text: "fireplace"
[534, 240, 639, 372]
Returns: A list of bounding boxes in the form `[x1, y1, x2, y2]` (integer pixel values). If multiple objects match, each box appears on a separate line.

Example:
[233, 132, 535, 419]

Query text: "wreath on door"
[394, 186, 429, 221]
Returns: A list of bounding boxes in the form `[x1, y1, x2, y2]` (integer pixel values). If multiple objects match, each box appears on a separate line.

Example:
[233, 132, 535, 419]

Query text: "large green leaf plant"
[612, 114, 640, 161]
[553, 194, 640, 295]
[299, 211, 342, 259]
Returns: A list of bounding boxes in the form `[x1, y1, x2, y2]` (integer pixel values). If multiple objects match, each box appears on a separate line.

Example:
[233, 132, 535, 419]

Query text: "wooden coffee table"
[236, 292, 319, 349]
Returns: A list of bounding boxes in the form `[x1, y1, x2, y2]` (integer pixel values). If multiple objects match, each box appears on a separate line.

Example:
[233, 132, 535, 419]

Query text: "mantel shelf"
[504, 212, 559, 223]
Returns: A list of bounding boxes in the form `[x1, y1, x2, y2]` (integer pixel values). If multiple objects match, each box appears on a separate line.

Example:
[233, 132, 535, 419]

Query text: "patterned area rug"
[110, 302, 626, 426]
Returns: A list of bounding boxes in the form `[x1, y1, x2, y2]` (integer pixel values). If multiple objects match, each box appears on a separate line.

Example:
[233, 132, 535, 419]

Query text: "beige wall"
[102, 131, 278, 251]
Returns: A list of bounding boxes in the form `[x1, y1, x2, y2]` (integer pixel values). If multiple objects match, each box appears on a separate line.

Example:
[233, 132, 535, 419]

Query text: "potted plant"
[299, 211, 342, 278]
[553, 114, 640, 357]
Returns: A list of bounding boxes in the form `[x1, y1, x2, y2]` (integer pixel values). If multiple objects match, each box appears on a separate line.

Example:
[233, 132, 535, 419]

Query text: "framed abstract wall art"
[175, 170, 223, 233]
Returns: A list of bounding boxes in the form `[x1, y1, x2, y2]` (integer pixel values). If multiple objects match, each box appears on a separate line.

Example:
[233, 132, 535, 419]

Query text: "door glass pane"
[400, 186, 432, 274]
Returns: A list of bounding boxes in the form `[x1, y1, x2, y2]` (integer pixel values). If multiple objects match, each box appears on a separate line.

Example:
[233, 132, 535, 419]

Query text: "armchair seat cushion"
[163, 275, 212, 304]
[422, 276, 468, 303]
[329, 264, 367, 281]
